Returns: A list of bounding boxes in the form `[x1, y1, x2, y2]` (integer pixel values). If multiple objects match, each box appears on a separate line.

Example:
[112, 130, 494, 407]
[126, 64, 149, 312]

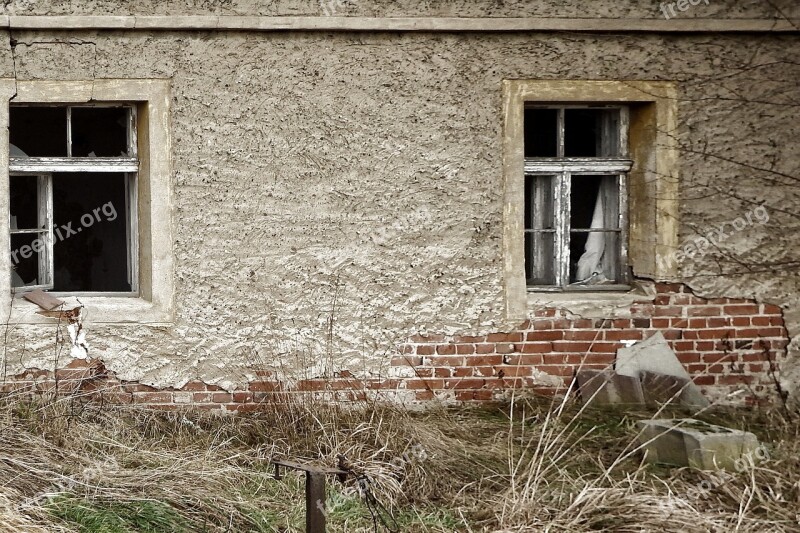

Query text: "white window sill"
[6, 295, 172, 325]
[526, 279, 656, 318]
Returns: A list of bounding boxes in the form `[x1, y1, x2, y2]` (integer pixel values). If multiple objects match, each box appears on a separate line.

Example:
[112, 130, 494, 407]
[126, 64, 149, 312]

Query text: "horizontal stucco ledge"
[0, 16, 796, 33]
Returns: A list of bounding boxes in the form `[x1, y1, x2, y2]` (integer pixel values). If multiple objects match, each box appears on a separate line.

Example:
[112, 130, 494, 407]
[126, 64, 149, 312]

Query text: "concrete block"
[637, 418, 759, 470]
[639, 370, 710, 410]
[576, 369, 644, 405]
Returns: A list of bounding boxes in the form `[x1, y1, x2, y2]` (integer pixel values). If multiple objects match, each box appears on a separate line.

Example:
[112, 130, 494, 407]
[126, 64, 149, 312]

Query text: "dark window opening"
[524, 108, 558, 157]
[52, 173, 130, 292]
[9, 107, 68, 157]
[71, 108, 130, 157]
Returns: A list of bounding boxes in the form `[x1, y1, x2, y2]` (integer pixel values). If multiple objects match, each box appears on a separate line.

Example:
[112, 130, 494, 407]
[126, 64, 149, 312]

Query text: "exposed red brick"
[505, 354, 544, 365]
[494, 365, 533, 377]
[689, 318, 708, 328]
[688, 306, 721, 317]
[472, 366, 497, 377]
[604, 330, 643, 341]
[486, 332, 523, 343]
[475, 344, 495, 354]
[445, 378, 485, 390]
[520, 342, 553, 353]
[495, 343, 516, 354]
[433, 367, 453, 378]
[724, 304, 760, 315]
[464, 355, 503, 366]
[762, 304, 782, 315]
[676, 352, 701, 364]
[563, 330, 600, 341]
[589, 342, 620, 353]
[426, 355, 464, 366]
[532, 320, 554, 330]
[651, 318, 671, 328]
[436, 345, 456, 355]
[232, 392, 253, 403]
[526, 330, 564, 341]
[182, 381, 208, 391]
[455, 344, 476, 354]
[656, 283, 684, 293]
[416, 345, 435, 356]
[654, 306, 683, 317]
[692, 375, 715, 385]
[552, 341, 592, 353]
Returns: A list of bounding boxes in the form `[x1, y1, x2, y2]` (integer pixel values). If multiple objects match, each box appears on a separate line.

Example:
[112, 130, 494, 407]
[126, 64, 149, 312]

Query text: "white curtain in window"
[576, 191, 605, 281]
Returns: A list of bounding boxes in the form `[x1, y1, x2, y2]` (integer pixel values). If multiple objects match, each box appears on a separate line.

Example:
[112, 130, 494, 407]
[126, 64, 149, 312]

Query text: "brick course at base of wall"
[0, 284, 788, 410]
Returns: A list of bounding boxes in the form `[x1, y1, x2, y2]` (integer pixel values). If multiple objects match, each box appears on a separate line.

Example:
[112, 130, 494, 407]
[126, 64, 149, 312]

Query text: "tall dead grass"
[0, 387, 798, 532]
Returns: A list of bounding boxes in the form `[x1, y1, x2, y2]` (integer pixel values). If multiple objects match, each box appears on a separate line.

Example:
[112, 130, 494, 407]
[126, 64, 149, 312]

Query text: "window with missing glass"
[524, 105, 632, 290]
[8, 104, 138, 294]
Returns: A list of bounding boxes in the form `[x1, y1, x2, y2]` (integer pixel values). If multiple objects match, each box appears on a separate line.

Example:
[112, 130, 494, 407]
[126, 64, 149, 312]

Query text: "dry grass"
[0, 388, 798, 532]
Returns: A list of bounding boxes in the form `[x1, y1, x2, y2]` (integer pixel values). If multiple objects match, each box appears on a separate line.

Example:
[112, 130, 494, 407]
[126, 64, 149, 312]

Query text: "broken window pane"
[10, 175, 41, 231]
[9, 107, 68, 157]
[71, 107, 130, 157]
[564, 108, 620, 157]
[524, 108, 558, 157]
[52, 173, 129, 292]
[11, 233, 47, 287]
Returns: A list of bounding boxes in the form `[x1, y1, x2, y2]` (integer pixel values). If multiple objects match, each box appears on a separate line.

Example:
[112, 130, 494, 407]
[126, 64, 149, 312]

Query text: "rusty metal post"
[305, 470, 326, 533]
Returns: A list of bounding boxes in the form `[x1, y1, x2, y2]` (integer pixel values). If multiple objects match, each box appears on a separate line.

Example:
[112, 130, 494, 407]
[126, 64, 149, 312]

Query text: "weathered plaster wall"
[0, 0, 797, 19]
[0, 23, 797, 400]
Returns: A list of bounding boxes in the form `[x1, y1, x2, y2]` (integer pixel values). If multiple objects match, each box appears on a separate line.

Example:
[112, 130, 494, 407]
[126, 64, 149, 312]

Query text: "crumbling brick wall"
[2, 283, 787, 410]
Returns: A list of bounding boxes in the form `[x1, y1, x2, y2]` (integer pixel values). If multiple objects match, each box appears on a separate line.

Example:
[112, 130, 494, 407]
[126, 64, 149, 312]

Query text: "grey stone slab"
[637, 418, 759, 470]
[640, 370, 710, 410]
[576, 369, 644, 406]
[615, 331, 690, 380]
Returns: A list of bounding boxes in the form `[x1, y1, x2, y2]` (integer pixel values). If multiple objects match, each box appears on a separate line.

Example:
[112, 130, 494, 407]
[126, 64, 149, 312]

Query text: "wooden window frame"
[524, 105, 633, 291]
[502, 80, 680, 321]
[0, 79, 175, 325]
[9, 104, 140, 296]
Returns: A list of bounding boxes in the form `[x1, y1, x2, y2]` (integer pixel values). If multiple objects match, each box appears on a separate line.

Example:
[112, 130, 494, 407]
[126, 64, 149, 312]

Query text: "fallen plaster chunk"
[637, 418, 759, 470]
[576, 369, 644, 405]
[615, 331, 688, 379]
[615, 331, 710, 409]
[639, 370, 710, 410]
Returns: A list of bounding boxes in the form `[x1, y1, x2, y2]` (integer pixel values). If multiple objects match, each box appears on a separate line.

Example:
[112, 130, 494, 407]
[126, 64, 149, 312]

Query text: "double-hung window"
[524, 106, 632, 290]
[9, 105, 138, 294]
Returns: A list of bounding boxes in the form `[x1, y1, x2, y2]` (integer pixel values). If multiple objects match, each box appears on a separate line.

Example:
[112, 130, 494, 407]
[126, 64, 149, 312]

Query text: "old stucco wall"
[0, 0, 797, 19]
[0, 15, 797, 398]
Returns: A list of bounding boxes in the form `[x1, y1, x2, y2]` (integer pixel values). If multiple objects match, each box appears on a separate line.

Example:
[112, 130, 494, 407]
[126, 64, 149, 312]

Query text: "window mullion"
[37, 175, 54, 289]
[556, 172, 571, 287]
[557, 108, 565, 158]
[619, 173, 629, 282]
[66, 107, 73, 158]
